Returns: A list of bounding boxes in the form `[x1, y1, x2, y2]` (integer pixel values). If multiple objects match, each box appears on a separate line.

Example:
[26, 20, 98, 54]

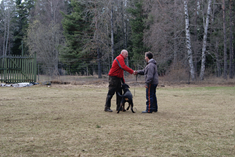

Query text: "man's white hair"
[121, 49, 127, 54]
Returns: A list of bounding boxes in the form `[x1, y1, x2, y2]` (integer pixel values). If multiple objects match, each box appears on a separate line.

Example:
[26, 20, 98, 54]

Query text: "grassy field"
[0, 83, 235, 157]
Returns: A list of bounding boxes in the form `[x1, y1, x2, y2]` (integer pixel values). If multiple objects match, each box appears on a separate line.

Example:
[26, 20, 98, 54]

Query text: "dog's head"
[122, 83, 130, 90]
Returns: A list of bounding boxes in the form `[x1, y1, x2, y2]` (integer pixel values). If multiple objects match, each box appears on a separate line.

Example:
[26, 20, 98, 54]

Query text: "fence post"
[4, 56, 7, 82]
[34, 52, 37, 82]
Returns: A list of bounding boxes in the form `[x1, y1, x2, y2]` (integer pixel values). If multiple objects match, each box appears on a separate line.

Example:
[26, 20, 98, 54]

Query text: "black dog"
[117, 83, 135, 113]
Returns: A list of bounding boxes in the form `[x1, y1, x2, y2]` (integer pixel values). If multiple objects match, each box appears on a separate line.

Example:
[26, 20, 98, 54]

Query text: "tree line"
[0, 0, 234, 81]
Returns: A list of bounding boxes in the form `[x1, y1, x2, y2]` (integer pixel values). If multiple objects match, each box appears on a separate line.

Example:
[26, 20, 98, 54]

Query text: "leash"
[134, 74, 137, 96]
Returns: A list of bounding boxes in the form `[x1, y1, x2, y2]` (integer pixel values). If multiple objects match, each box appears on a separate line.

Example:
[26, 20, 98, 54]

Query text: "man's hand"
[133, 71, 138, 75]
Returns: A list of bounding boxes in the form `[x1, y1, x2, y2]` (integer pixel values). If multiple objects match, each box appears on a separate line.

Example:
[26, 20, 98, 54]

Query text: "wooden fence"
[0, 54, 37, 83]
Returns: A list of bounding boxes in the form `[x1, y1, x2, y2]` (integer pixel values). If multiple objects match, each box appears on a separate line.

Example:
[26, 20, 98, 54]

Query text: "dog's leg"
[117, 103, 122, 113]
[122, 102, 126, 112]
[131, 104, 135, 113]
[129, 100, 135, 113]
[117, 99, 124, 113]
[126, 104, 130, 110]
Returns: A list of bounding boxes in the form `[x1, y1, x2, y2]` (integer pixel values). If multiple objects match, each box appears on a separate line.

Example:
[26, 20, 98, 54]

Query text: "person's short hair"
[145, 52, 153, 59]
[121, 49, 128, 54]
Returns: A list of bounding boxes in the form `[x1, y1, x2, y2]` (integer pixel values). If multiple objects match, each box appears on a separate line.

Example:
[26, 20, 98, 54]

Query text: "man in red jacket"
[104, 50, 135, 112]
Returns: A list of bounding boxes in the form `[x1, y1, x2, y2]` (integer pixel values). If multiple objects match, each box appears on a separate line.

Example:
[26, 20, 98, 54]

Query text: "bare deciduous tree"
[80, 0, 133, 74]
[229, 0, 234, 79]
[184, 0, 195, 80]
[144, 0, 186, 73]
[222, 0, 227, 79]
[26, 20, 63, 75]
[0, 0, 15, 56]
[199, 0, 212, 80]
[27, 0, 67, 75]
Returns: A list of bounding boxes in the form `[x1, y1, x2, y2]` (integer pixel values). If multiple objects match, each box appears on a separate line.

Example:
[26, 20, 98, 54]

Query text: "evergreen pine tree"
[11, 0, 35, 55]
[128, 0, 149, 67]
[61, 0, 93, 74]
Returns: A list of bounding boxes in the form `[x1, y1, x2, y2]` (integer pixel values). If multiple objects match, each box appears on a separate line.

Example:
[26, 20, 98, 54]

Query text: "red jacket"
[108, 54, 134, 82]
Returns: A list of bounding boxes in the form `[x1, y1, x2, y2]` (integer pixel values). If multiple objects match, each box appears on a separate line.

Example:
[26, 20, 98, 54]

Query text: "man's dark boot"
[104, 107, 113, 112]
[152, 107, 158, 112]
[104, 95, 113, 112]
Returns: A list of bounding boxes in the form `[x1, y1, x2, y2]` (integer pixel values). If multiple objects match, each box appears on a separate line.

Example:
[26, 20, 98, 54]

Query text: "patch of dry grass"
[0, 84, 235, 157]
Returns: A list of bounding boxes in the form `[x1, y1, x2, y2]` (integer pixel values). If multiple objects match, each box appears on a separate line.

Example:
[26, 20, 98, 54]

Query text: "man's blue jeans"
[146, 84, 158, 112]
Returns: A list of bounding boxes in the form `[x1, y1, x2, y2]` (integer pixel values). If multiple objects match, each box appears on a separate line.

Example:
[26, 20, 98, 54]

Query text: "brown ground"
[0, 75, 234, 156]
[50, 74, 235, 88]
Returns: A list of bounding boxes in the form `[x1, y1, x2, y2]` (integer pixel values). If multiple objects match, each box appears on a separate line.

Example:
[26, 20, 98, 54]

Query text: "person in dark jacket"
[135, 52, 159, 113]
[104, 50, 135, 112]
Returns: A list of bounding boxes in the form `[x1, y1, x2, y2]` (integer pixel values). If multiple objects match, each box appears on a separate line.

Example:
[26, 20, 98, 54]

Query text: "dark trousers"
[105, 76, 122, 110]
[146, 84, 158, 112]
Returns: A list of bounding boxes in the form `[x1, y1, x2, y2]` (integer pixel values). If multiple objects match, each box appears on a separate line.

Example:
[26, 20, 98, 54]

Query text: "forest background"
[0, 0, 235, 82]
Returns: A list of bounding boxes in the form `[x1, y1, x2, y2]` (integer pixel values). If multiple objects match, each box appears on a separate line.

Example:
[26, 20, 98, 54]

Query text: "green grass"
[0, 84, 234, 157]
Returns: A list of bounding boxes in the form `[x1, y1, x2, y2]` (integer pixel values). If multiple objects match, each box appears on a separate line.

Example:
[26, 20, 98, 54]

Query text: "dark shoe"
[152, 108, 158, 112]
[104, 108, 113, 112]
[142, 111, 152, 113]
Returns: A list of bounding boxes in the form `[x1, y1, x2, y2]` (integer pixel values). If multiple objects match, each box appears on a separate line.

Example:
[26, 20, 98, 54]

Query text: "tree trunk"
[173, 0, 177, 68]
[184, 0, 195, 81]
[215, 38, 221, 77]
[199, 0, 212, 80]
[97, 48, 102, 78]
[125, 19, 128, 50]
[122, 1, 129, 67]
[111, 4, 114, 62]
[3, 18, 7, 56]
[6, 9, 10, 55]
[193, 0, 200, 75]
[229, 0, 234, 79]
[222, 0, 227, 79]
[94, 0, 102, 78]
[4, 9, 11, 56]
